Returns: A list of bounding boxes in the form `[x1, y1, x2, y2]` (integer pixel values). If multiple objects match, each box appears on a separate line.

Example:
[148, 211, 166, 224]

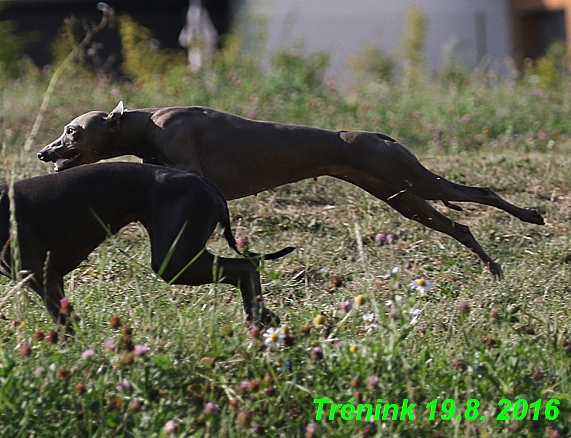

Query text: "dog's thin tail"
[221, 215, 295, 260]
[221, 214, 240, 255]
[243, 246, 296, 260]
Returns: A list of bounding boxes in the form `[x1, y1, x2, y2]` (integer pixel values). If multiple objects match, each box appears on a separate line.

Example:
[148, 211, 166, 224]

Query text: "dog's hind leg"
[385, 191, 502, 278]
[149, 225, 279, 325]
[215, 255, 280, 325]
[336, 171, 502, 277]
[339, 132, 544, 225]
[159, 251, 278, 325]
[397, 161, 543, 224]
[404, 173, 544, 226]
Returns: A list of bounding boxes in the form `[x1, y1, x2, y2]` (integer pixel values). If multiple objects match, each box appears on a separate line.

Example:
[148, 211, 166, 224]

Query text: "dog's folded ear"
[104, 101, 124, 131]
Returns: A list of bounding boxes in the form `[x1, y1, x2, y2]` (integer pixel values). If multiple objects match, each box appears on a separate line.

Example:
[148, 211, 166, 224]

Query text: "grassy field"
[1, 43, 571, 437]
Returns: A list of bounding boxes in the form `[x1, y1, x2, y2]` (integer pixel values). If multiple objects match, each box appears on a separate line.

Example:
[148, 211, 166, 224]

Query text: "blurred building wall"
[243, 0, 513, 83]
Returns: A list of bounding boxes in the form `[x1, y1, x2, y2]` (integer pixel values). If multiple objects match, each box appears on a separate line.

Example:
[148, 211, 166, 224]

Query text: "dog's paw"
[245, 307, 281, 327]
[489, 261, 503, 280]
[522, 208, 545, 225]
[62, 314, 80, 339]
[260, 308, 281, 327]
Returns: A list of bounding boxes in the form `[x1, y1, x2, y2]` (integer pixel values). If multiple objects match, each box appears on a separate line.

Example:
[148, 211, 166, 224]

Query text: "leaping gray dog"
[38, 102, 545, 278]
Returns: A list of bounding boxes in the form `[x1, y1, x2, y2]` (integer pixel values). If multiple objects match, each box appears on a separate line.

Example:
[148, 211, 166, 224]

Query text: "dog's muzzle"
[37, 150, 49, 161]
[37, 142, 81, 171]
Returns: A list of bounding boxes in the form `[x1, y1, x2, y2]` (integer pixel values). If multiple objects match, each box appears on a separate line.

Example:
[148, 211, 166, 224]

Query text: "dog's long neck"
[113, 110, 165, 163]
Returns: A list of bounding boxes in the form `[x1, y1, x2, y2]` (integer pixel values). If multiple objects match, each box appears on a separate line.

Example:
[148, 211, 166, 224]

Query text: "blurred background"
[1, 0, 569, 86]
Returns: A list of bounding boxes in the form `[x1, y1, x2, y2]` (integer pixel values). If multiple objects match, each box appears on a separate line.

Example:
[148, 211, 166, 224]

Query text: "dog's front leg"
[20, 268, 77, 332]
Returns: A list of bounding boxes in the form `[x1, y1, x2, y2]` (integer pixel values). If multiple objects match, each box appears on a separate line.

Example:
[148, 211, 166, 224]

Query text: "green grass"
[1, 49, 571, 437]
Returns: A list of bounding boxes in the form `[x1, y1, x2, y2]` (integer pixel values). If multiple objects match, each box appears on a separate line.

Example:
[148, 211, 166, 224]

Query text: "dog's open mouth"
[52, 151, 81, 171]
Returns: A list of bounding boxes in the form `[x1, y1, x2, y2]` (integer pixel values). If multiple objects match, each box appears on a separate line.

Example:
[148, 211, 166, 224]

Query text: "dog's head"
[37, 101, 124, 172]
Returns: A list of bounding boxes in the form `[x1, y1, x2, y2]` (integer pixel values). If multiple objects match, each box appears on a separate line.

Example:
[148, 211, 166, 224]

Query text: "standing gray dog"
[37, 102, 545, 277]
[0, 162, 293, 327]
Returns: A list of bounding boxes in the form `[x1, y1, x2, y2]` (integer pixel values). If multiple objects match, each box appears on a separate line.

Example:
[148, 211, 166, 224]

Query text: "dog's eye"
[66, 127, 75, 135]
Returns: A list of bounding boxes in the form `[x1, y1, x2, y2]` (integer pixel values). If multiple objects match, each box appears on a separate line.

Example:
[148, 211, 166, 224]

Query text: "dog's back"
[0, 162, 230, 276]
